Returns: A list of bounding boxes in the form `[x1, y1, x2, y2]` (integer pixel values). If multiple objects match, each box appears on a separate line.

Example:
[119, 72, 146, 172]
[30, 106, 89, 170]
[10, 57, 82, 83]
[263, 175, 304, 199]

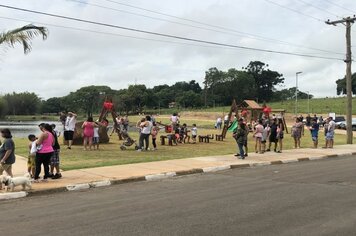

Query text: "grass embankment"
[150, 97, 354, 116]
[13, 115, 355, 171]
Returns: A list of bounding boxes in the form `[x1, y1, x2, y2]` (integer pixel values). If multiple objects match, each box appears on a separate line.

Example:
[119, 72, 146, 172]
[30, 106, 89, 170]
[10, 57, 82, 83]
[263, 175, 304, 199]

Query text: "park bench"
[160, 134, 177, 146]
[198, 134, 214, 143]
[215, 134, 224, 141]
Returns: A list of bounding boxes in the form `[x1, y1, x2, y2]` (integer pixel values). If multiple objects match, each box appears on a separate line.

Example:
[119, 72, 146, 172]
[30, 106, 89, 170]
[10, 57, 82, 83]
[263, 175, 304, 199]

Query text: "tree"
[244, 61, 284, 102]
[273, 87, 314, 101]
[203, 67, 225, 106]
[336, 72, 356, 95]
[0, 24, 48, 54]
[62, 86, 115, 117]
[41, 97, 65, 114]
[3, 92, 41, 115]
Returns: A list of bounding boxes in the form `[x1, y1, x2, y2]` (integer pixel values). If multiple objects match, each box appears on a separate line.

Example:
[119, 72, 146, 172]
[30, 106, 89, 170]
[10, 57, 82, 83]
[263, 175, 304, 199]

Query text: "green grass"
[149, 97, 355, 116]
[13, 127, 355, 171]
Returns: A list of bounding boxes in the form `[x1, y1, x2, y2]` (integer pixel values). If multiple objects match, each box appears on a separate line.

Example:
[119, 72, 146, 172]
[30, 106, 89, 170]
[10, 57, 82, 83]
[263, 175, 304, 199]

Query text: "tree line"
[0, 61, 315, 117]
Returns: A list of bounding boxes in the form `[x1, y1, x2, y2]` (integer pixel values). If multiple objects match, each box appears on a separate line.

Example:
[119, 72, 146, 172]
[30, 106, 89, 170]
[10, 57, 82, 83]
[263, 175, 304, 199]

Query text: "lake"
[0, 121, 63, 138]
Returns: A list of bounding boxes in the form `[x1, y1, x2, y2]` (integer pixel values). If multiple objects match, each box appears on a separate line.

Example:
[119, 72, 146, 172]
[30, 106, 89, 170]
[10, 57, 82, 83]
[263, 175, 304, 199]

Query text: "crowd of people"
[134, 113, 198, 151]
[232, 113, 336, 160]
[0, 109, 340, 188]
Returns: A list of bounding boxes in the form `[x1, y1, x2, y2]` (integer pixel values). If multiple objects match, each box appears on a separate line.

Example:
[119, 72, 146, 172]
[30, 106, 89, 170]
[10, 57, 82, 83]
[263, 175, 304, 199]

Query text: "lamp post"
[295, 71, 303, 115]
[306, 91, 310, 114]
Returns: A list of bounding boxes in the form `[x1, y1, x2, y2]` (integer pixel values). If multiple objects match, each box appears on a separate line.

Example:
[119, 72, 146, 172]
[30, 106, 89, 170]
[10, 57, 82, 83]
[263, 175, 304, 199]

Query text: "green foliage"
[3, 92, 41, 115]
[244, 61, 284, 102]
[0, 24, 48, 54]
[336, 72, 356, 95]
[273, 87, 313, 101]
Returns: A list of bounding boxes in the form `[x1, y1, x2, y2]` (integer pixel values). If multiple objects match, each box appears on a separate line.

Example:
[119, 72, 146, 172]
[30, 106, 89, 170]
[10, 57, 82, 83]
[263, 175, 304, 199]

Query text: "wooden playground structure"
[221, 99, 288, 138]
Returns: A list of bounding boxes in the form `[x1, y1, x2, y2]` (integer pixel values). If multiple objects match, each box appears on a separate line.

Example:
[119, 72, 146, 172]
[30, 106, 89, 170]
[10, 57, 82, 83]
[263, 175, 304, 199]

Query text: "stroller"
[118, 126, 139, 151]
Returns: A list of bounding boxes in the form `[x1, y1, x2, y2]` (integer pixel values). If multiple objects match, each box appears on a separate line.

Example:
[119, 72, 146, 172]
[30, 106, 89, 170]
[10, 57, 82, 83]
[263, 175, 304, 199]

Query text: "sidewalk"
[3, 144, 356, 197]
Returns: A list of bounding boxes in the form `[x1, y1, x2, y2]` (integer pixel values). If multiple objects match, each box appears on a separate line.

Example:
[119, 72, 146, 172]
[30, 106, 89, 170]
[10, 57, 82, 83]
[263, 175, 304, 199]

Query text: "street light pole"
[295, 71, 303, 116]
[307, 91, 310, 114]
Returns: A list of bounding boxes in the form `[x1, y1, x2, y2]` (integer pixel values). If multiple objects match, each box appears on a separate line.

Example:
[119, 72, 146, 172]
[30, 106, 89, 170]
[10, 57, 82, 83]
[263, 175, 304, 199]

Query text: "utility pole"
[326, 16, 356, 144]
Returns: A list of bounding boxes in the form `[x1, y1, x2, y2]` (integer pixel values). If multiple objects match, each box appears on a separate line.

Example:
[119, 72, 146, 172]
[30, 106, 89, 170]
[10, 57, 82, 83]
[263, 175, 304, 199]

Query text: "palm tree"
[0, 24, 48, 54]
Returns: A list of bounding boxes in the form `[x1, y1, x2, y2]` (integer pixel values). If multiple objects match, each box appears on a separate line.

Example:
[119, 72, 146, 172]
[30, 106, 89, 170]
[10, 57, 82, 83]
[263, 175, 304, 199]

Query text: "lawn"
[14, 124, 355, 171]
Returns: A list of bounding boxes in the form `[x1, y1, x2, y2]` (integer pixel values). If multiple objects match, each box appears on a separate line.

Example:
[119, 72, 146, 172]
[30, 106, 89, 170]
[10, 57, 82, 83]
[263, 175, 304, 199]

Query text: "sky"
[0, 0, 355, 99]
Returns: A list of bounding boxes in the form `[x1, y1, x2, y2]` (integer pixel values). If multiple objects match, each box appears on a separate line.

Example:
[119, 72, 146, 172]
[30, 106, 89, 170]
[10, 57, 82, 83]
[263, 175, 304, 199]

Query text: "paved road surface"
[2, 156, 356, 236]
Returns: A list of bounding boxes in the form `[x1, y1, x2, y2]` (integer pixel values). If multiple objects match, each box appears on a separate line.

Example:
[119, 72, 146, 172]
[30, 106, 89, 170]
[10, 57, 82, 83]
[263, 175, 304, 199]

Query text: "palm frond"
[0, 24, 48, 54]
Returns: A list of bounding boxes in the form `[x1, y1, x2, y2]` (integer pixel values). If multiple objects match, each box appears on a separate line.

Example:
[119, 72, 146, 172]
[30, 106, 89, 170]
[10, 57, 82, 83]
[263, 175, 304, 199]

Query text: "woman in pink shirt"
[254, 120, 264, 154]
[35, 123, 54, 181]
[82, 117, 98, 150]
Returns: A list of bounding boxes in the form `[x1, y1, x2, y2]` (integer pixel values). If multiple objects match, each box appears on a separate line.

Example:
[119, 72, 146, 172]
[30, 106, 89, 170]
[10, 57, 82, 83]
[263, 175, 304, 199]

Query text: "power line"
[324, 0, 356, 15]
[0, 4, 344, 61]
[296, 0, 342, 19]
[0, 16, 261, 51]
[0, 15, 338, 58]
[67, 0, 345, 56]
[263, 0, 324, 22]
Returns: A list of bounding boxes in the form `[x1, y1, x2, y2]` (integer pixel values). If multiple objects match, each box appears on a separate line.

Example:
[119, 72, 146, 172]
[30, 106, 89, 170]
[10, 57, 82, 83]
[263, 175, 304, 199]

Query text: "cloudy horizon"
[0, 0, 355, 99]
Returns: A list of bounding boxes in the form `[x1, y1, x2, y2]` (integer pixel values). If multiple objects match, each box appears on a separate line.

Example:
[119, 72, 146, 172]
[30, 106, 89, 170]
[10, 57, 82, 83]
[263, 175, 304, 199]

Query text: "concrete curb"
[1, 151, 354, 201]
[0, 191, 27, 200]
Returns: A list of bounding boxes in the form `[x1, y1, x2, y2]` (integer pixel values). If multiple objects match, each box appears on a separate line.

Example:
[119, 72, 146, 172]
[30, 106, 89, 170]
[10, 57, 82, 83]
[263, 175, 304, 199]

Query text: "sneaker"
[234, 154, 240, 157]
[52, 173, 62, 179]
[137, 149, 142, 152]
[48, 173, 54, 178]
[266, 149, 271, 152]
[67, 146, 71, 149]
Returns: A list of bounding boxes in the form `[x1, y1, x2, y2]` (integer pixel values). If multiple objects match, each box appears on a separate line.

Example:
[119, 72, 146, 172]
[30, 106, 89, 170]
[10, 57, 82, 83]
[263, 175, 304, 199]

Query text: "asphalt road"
[2, 156, 356, 236]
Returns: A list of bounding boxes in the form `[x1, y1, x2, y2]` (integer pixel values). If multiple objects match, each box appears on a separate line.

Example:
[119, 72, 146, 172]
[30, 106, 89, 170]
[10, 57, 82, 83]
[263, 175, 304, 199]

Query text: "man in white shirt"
[64, 112, 77, 149]
[325, 116, 336, 148]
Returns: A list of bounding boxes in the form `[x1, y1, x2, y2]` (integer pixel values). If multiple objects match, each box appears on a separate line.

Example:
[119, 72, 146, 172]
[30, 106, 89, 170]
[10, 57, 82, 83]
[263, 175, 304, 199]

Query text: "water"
[0, 121, 63, 138]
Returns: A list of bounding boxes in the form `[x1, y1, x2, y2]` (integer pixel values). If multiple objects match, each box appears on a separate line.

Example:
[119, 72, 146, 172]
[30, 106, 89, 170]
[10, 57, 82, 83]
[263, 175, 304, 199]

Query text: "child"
[191, 124, 197, 144]
[175, 124, 181, 143]
[309, 118, 319, 148]
[151, 124, 159, 150]
[182, 123, 190, 143]
[27, 134, 37, 178]
[261, 124, 270, 153]
[93, 123, 100, 150]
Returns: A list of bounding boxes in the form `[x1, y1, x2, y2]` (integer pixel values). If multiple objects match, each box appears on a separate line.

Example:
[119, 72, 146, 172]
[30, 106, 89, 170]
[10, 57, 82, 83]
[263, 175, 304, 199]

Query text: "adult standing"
[276, 118, 284, 153]
[82, 117, 98, 151]
[138, 116, 153, 151]
[234, 122, 247, 159]
[0, 129, 15, 179]
[35, 124, 54, 182]
[267, 119, 278, 152]
[292, 117, 303, 148]
[224, 114, 229, 126]
[170, 113, 179, 131]
[64, 112, 77, 149]
[253, 120, 264, 154]
[325, 117, 336, 148]
[216, 117, 222, 130]
[50, 124, 62, 179]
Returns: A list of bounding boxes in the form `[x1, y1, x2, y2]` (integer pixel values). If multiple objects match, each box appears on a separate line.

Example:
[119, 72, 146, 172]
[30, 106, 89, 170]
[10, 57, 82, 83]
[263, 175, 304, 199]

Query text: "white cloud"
[0, 0, 355, 99]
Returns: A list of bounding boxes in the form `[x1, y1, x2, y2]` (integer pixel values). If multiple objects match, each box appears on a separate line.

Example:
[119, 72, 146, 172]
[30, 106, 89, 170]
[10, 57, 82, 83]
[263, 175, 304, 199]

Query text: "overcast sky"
[0, 0, 355, 99]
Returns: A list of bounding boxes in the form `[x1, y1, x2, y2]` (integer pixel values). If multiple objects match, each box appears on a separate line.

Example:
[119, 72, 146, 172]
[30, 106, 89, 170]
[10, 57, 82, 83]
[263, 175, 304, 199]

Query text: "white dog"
[0, 175, 32, 192]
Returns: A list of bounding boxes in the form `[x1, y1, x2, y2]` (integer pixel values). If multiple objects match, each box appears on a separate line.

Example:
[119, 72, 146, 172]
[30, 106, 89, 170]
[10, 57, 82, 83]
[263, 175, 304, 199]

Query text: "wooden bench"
[215, 134, 224, 141]
[198, 134, 214, 143]
[160, 135, 177, 146]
